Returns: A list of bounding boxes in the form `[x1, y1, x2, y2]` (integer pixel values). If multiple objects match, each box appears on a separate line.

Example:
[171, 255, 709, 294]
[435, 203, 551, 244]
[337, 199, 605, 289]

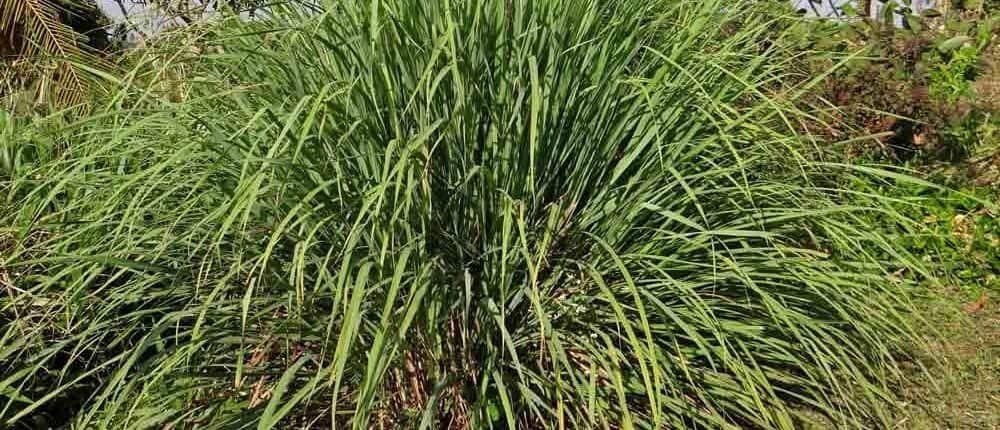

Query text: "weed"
[929, 45, 980, 102]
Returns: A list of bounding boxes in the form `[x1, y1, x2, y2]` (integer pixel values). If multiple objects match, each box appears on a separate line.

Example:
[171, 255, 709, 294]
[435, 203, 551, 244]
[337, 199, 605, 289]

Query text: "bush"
[796, 6, 1000, 163]
[1, 1, 922, 428]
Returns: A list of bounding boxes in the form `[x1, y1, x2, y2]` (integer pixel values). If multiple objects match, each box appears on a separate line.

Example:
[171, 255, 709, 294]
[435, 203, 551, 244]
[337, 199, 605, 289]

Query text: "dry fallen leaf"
[951, 214, 975, 248]
[249, 375, 271, 408]
[963, 292, 988, 314]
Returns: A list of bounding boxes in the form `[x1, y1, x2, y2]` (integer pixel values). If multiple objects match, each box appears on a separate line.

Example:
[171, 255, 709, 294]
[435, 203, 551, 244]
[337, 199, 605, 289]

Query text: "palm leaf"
[0, 0, 97, 107]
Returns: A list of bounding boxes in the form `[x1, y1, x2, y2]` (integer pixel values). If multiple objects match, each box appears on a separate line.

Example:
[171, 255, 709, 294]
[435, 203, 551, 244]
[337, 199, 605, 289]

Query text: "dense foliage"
[792, 2, 1000, 163]
[0, 1, 939, 428]
[784, 1, 1000, 306]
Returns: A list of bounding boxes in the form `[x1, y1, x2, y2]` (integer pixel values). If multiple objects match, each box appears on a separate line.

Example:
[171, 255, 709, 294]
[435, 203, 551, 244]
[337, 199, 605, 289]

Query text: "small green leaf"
[938, 36, 972, 52]
[905, 14, 923, 32]
[921, 8, 942, 17]
[486, 402, 500, 422]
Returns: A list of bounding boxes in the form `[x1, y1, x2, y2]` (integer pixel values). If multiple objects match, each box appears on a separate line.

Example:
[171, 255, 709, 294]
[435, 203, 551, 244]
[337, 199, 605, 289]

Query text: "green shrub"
[1, 1, 923, 428]
[792, 5, 999, 163]
[929, 45, 980, 102]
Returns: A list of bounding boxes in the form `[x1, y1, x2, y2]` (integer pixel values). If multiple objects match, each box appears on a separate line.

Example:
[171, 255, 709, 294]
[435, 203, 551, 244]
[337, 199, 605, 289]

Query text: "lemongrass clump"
[1, 1, 919, 428]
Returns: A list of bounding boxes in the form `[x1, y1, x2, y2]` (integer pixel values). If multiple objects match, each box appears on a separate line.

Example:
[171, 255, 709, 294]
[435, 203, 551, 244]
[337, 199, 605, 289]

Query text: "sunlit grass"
[1, 0, 925, 428]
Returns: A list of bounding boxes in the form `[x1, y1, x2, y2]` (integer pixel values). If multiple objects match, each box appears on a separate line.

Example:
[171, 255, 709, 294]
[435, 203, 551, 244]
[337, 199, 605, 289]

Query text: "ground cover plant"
[0, 0, 937, 428]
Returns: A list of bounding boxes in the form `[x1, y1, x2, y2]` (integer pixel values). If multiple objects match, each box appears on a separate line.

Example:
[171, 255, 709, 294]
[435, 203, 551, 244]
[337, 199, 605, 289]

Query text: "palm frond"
[0, 0, 97, 107]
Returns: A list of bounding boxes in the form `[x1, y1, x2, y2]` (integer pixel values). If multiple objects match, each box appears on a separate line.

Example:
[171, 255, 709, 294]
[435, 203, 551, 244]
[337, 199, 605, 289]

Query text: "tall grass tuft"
[2, 0, 921, 428]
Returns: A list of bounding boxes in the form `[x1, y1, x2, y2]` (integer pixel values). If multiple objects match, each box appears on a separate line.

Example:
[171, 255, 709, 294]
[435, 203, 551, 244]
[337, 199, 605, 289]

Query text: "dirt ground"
[899, 286, 1000, 429]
